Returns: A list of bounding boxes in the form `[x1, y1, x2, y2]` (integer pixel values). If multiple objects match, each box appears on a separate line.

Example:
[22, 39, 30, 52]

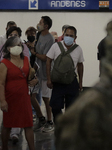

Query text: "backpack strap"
[57, 42, 78, 54]
[57, 42, 65, 53]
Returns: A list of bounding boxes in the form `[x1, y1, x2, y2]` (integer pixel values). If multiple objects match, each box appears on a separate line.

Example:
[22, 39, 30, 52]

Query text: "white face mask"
[10, 46, 22, 56]
[36, 24, 44, 32]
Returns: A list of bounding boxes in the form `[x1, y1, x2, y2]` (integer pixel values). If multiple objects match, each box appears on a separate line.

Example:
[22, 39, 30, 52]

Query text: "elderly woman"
[0, 26, 30, 144]
[0, 37, 36, 150]
[0, 26, 30, 62]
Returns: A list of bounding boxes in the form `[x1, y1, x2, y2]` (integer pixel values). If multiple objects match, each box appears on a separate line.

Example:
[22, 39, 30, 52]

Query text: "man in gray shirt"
[31, 16, 54, 132]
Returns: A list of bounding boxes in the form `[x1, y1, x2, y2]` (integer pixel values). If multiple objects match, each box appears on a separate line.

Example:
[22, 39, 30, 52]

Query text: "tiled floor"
[0, 103, 56, 150]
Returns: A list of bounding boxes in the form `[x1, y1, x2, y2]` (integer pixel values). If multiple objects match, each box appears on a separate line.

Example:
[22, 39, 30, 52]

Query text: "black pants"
[50, 78, 79, 123]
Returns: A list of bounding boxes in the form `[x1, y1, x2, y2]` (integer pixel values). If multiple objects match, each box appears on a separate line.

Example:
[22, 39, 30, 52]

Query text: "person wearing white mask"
[0, 26, 30, 144]
[31, 16, 54, 132]
[46, 26, 84, 123]
[0, 36, 37, 150]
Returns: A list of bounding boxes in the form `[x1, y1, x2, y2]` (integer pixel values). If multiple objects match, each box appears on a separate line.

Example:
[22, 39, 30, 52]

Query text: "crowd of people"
[0, 16, 84, 150]
[0, 15, 111, 150]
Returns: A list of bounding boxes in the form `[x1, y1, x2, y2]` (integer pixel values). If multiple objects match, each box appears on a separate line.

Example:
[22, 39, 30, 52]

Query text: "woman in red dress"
[0, 36, 37, 150]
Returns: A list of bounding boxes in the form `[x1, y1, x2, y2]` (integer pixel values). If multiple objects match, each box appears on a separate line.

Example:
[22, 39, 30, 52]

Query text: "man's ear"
[45, 24, 48, 29]
[75, 36, 77, 40]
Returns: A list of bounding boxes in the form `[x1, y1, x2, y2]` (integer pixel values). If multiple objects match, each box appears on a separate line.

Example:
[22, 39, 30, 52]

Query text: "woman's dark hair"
[6, 21, 17, 28]
[6, 26, 22, 38]
[25, 26, 37, 35]
[41, 16, 52, 30]
[64, 26, 77, 36]
[2, 36, 24, 60]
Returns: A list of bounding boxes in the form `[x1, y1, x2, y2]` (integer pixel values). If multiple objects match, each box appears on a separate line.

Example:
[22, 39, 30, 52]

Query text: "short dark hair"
[6, 26, 22, 38]
[25, 26, 37, 35]
[64, 26, 77, 36]
[6, 21, 17, 28]
[41, 16, 52, 30]
[62, 25, 70, 32]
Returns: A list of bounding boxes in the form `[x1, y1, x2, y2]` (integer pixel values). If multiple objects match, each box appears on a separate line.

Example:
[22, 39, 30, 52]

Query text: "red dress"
[1, 56, 33, 128]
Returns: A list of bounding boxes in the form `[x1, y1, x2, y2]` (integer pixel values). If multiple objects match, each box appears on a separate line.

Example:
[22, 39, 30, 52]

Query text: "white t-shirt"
[0, 34, 7, 47]
[46, 40, 84, 68]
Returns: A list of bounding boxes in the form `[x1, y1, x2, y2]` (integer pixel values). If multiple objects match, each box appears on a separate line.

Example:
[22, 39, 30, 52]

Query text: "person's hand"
[47, 80, 53, 89]
[31, 49, 36, 55]
[28, 77, 38, 87]
[79, 82, 83, 92]
[0, 100, 8, 112]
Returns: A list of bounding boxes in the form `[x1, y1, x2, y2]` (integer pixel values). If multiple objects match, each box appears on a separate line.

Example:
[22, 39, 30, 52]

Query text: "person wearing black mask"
[25, 27, 45, 126]
[25, 27, 37, 67]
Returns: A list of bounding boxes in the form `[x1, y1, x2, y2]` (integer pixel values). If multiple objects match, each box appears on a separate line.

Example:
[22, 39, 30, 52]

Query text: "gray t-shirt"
[35, 33, 54, 80]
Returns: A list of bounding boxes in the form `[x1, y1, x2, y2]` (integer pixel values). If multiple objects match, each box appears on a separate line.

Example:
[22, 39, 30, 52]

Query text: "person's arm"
[31, 51, 47, 61]
[0, 63, 8, 112]
[97, 38, 105, 75]
[97, 45, 101, 73]
[22, 43, 30, 61]
[25, 43, 46, 61]
[28, 62, 38, 87]
[77, 62, 84, 91]
[31, 50, 47, 62]
[31, 37, 54, 62]
[46, 57, 53, 89]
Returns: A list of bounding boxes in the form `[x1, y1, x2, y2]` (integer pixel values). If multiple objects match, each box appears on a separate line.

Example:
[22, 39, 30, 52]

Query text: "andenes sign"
[38, 0, 111, 10]
[50, 1, 86, 8]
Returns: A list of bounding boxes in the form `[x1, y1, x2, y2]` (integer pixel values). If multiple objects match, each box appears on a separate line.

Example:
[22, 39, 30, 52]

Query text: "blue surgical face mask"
[64, 36, 74, 46]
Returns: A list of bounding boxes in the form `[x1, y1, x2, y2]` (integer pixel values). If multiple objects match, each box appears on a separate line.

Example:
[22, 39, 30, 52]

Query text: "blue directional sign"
[29, 0, 38, 10]
[0, 0, 111, 11]
[30, 1, 37, 8]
